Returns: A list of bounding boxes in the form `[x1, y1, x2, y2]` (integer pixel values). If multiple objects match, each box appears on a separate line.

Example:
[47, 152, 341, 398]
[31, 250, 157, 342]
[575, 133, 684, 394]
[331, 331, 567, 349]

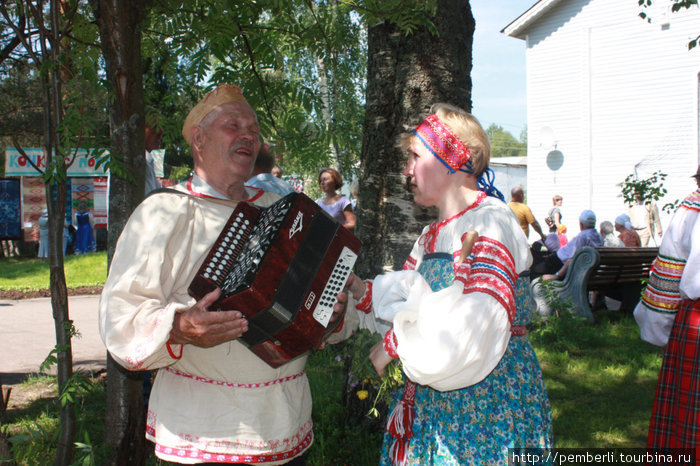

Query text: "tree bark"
[355, 0, 474, 278]
[92, 1, 148, 464]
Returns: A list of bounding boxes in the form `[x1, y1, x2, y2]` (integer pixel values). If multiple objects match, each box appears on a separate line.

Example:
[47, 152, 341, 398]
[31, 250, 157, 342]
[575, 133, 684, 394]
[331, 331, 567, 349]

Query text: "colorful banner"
[71, 177, 94, 212]
[22, 177, 45, 242]
[0, 179, 22, 240]
[5, 148, 109, 177]
[93, 177, 108, 229]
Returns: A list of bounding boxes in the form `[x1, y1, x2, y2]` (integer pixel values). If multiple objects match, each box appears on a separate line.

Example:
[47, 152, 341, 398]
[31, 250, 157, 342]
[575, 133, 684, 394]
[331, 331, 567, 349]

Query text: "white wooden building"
[503, 0, 700, 241]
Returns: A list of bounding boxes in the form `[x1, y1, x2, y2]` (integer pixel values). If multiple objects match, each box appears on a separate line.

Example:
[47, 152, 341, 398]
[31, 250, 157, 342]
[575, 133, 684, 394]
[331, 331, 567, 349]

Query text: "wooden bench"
[530, 246, 659, 322]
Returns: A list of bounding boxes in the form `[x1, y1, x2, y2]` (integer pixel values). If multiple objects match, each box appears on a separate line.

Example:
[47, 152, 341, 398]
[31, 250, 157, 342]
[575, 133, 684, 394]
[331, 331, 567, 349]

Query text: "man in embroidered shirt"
[508, 186, 546, 242]
[99, 84, 356, 465]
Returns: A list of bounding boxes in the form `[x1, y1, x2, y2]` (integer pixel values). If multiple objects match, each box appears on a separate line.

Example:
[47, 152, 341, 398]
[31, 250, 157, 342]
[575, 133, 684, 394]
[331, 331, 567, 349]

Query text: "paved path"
[0, 295, 106, 385]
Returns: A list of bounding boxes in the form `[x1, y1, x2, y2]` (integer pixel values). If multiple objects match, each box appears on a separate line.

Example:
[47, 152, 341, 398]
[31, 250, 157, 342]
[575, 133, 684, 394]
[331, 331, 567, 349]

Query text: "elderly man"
[531, 209, 603, 281]
[99, 84, 356, 464]
[508, 186, 546, 242]
[628, 194, 662, 247]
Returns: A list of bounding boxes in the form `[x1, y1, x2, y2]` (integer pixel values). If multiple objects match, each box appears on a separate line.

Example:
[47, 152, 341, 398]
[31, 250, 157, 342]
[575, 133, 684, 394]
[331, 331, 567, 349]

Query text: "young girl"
[347, 103, 552, 465]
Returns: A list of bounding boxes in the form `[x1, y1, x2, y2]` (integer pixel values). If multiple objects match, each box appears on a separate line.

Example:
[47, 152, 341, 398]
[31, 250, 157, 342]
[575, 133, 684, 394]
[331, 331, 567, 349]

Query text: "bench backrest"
[587, 247, 658, 288]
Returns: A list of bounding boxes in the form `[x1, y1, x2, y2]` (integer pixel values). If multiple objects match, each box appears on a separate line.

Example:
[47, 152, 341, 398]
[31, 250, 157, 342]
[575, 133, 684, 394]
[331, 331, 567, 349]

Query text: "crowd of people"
[96, 82, 697, 464]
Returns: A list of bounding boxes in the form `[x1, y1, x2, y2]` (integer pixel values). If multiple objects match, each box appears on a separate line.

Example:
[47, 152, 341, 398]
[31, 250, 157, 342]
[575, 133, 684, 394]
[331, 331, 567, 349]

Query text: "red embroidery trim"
[356, 280, 373, 314]
[164, 366, 304, 389]
[458, 236, 518, 323]
[419, 192, 487, 254]
[383, 329, 399, 358]
[511, 325, 527, 337]
[403, 256, 417, 271]
[186, 178, 264, 202]
[153, 430, 313, 463]
[166, 341, 183, 360]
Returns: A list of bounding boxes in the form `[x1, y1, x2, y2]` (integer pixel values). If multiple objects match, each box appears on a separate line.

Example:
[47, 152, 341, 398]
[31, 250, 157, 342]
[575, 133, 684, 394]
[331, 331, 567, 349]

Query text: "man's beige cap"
[181, 84, 249, 145]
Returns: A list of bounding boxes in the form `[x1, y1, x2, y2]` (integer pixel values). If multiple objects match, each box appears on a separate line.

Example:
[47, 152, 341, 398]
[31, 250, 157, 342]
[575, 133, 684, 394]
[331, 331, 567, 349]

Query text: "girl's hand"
[369, 340, 394, 377]
[456, 230, 478, 267]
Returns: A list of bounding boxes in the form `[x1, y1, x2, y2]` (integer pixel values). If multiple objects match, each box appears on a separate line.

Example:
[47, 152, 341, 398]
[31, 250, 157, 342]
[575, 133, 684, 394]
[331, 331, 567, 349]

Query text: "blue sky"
[470, 0, 535, 138]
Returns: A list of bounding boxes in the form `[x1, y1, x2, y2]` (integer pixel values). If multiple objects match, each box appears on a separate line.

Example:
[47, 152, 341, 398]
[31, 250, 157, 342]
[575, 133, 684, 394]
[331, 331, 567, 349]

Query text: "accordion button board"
[188, 191, 362, 368]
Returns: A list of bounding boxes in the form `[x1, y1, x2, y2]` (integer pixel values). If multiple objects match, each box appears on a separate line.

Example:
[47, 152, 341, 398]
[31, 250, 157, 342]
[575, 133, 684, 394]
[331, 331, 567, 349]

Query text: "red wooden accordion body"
[188, 192, 361, 367]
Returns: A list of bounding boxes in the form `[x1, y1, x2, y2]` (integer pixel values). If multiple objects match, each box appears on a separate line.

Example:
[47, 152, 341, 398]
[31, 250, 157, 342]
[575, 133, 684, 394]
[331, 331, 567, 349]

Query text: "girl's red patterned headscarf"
[412, 114, 473, 174]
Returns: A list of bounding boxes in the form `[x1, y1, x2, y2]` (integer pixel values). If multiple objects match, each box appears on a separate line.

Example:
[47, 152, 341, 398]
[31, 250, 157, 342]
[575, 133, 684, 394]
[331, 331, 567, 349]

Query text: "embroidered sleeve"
[403, 255, 417, 271]
[454, 236, 517, 323]
[640, 255, 686, 314]
[634, 196, 699, 346]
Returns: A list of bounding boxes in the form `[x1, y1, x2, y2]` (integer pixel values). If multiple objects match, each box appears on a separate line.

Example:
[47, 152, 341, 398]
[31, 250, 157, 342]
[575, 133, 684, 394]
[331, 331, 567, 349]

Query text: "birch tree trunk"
[355, 0, 474, 277]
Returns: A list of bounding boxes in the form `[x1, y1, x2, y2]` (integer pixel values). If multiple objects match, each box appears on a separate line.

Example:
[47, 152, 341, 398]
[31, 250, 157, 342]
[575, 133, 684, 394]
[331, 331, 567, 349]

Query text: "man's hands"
[169, 288, 248, 348]
[332, 290, 349, 323]
[344, 273, 366, 301]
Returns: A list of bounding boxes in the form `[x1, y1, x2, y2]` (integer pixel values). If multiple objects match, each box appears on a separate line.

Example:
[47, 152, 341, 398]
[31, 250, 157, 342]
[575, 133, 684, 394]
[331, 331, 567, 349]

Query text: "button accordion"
[188, 191, 362, 367]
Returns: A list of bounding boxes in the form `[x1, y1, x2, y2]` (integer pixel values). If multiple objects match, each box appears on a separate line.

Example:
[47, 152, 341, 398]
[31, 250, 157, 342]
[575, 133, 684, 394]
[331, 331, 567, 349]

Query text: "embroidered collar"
[419, 191, 487, 253]
[187, 175, 263, 202]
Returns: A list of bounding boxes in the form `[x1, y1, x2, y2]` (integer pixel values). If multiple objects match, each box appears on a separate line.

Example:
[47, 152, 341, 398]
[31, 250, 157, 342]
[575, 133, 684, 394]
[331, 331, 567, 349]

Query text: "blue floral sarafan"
[379, 256, 553, 466]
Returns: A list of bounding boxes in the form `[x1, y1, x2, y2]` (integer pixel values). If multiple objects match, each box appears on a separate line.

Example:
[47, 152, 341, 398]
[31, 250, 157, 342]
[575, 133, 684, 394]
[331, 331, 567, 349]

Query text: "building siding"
[511, 0, 700, 238]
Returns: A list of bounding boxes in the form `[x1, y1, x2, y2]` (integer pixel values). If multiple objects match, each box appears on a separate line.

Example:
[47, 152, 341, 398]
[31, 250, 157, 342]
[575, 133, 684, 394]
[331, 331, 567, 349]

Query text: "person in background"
[508, 186, 546, 242]
[349, 179, 359, 213]
[73, 202, 96, 254]
[316, 167, 356, 231]
[345, 103, 552, 464]
[531, 209, 603, 281]
[99, 83, 357, 464]
[271, 164, 283, 178]
[557, 224, 568, 247]
[633, 186, 700, 452]
[246, 143, 295, 196]
[548, 194, 563, 228]
[531, 218, 561, 268]
[600, 220, 624, 247]
[629, 194, 662, 247]
[37, 209, 49, 259]
[615, 213, 641, 247]
[145, 121, 163, 195]
[1, 239, 19, 258]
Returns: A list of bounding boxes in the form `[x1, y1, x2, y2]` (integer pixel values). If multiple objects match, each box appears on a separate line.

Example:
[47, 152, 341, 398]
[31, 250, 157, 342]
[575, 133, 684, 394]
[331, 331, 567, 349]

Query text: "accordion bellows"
[188, 192, 362, 367]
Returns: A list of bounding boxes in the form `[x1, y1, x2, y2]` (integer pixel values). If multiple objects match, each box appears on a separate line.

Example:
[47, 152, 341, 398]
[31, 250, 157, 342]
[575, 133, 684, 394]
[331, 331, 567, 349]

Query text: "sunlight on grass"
[0, 252, 107, 291]
[530, 311, 662, 448]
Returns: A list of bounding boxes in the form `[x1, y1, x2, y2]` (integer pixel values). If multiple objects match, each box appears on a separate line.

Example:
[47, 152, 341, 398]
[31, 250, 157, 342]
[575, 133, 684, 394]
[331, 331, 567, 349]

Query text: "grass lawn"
[0, 252, 107, 291]
[2, 312, 663, 464]
[0, 254, 664, 463]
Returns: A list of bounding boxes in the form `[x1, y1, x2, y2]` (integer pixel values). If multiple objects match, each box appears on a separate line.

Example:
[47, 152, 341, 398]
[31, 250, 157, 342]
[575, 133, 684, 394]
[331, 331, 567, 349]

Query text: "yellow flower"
[356, 390, 369, 400]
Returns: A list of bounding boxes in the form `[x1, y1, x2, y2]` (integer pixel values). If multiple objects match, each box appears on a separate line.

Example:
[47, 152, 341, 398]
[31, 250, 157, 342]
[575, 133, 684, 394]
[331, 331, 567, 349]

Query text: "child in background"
[557, 223, 568, 247]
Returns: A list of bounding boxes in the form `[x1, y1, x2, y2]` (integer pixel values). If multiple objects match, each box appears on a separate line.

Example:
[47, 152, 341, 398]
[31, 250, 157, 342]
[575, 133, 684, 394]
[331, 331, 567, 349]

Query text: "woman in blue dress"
[347, 103, 552, 465]
[73, 203, 96, 254]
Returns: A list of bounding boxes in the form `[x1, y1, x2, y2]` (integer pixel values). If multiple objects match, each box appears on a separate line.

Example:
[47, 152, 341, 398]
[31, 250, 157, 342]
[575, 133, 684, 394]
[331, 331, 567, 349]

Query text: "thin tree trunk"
[47, 1, 74, 462]
[92, 1, 148, 463]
